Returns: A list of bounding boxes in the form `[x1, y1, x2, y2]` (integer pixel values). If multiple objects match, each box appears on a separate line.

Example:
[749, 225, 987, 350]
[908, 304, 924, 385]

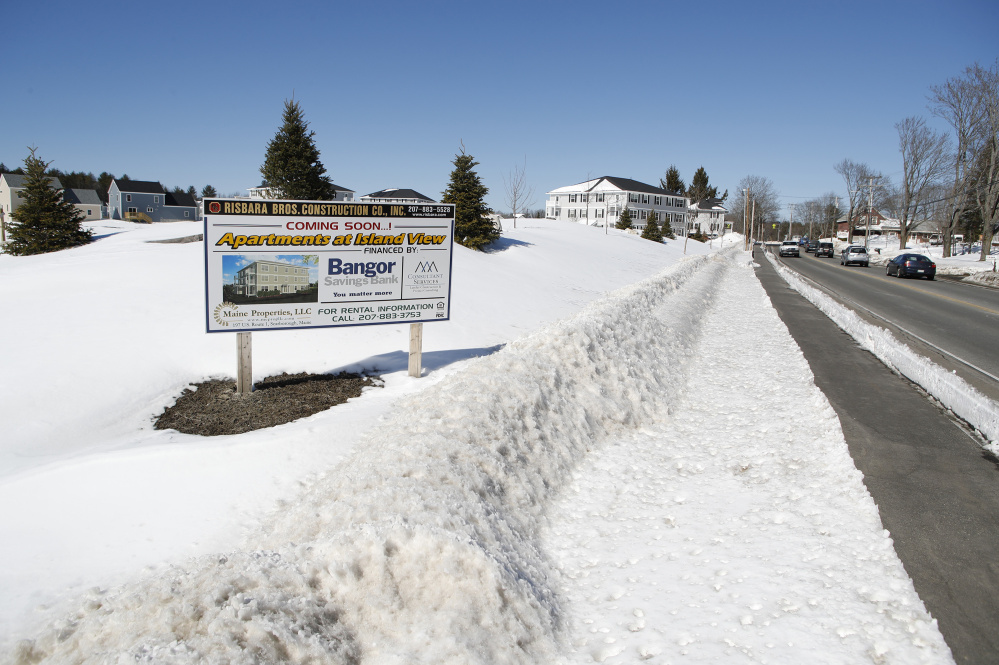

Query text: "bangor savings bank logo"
[213, 302, 242, 326]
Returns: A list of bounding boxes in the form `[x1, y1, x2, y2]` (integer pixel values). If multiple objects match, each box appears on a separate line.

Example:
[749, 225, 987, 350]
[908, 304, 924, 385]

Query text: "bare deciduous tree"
[730, 175, 779, 245]
[834, 159, 875, 243]
[502, 157, 535, 230]
[929, 65, 987, 257]
[896, 116, 951, 249]
[970, 62, 999, 260]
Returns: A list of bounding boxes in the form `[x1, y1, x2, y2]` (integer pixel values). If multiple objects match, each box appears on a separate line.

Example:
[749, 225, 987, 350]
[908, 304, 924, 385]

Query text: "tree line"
[835, 61, 998, 260]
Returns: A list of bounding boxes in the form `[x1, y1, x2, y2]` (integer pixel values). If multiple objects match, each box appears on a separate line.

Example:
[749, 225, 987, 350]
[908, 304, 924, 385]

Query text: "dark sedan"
[886, 253, 936, 279]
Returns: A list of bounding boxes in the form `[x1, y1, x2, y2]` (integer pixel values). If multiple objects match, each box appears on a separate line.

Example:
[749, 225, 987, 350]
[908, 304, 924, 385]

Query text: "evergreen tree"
[97, 172, 115, 203]
[686, 166, 727, 203]
[5, 148, 91, 255]
[660, 165, 685, 195]
[615, 206, 633, 229]
[662, 214, 676, 239]
[260, 99, 335, 200]
[201, 184, 217, 198]
[441, 147, 498, 250]
[641, 213, 663, 242]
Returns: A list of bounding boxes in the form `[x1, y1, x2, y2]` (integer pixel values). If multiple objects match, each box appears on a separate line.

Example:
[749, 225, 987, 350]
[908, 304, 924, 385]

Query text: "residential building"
[1, 173, 64, 238]
[360, 188, 435, 204]
[545, 176, 689, 235]
[247, 184, 355, 201]
[687, 198, 729, 236]
[108, 179, 198, 222]
[234, 259, 311, 297]
[63, 188, 105, 221]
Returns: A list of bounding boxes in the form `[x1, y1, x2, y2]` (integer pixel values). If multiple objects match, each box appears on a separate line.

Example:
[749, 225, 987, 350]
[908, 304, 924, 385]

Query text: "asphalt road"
[771, 247, 999, 403]
[754, 254, 999, 665]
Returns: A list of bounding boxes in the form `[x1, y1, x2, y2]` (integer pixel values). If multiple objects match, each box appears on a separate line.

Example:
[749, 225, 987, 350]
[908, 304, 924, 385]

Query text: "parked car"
[886, 253, 936, 279]
[806, 239, 819, 253]
[779, 240, 800, 257]
[815, 242, 834, 257]
[840, 246, 869, 267]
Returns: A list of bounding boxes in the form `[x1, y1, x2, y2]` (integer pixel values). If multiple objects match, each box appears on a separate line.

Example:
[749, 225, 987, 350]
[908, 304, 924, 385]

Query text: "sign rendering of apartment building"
[545, 176, 688, 235]
[234, 259, 311, 297]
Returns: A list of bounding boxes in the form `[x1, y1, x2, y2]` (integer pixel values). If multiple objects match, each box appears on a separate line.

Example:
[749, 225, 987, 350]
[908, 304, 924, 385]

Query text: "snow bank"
[766, 252, 999, 454]
[10, 252, 732, 663]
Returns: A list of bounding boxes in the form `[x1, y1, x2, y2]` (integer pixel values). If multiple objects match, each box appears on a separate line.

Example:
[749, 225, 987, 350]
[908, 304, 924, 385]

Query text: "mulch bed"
[154, 371, 380, 436]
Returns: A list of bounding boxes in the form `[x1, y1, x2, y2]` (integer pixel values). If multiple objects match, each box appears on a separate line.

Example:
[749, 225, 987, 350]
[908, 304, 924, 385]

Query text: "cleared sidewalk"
[544, 255, 953, 664]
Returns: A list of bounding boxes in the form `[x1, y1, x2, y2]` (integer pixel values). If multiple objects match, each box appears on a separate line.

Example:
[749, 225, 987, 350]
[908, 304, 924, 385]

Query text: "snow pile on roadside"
[10, 253, 730, 663]
[547, 257, 951, 664]
[962, 270, 999, 287]
[766, 252, 999, 454]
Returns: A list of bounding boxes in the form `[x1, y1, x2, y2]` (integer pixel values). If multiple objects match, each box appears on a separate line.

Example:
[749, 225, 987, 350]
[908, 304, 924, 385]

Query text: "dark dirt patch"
[154, 371, 380, 436]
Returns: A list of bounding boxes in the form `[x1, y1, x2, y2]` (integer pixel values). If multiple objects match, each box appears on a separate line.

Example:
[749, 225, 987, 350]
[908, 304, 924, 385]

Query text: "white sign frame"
[203, 199, 454, 333]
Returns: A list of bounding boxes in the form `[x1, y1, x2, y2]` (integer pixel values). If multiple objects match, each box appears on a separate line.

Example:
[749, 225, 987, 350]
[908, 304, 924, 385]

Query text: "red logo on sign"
[208, 201, 221, 214]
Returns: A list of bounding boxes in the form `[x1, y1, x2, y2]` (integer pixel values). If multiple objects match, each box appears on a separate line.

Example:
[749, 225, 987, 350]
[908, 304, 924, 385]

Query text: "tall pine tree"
[686, 166, 726, 203]
[441, 147, 498, 250]
[260, 99, 335, 200]
[641, 213, 663, 242]
[5, 148, 91, 255]
[615, 206, 634, 229]
[660, 165, 685, 195]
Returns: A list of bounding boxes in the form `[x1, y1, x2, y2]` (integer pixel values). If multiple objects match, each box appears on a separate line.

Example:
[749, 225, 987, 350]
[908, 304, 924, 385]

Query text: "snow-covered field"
[0, 221, 953, 663]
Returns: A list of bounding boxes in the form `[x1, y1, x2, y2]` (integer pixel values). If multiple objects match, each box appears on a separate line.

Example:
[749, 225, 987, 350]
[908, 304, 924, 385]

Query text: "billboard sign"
[204, 199, 454, 332]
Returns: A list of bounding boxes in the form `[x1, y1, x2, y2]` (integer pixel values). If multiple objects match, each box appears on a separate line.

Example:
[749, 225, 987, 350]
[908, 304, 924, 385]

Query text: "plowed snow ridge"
[9, 250, 950, 664]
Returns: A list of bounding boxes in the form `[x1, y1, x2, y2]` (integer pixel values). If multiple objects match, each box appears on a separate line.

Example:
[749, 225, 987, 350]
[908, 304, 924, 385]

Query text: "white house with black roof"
[545, 176, 688, 235]
[687, 197, 729, 236]
[360, 188, 436, 204]
[108, 179, 198, 222]
[247, 184, 355, 201]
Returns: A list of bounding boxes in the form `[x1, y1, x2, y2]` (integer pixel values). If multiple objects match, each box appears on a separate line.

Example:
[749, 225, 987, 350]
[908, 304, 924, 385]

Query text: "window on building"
[654, 196, 661, 206]
[126, 195, 131, 202]
[642, 194, 649, 204]
[154, 196, 159, 204]
[580, 194, 588, 202]
[595, 193, 605, 202]
[147, 207, 153, 213]
[568, 209, 576, 218]
[569, 194, 577, 203]
[629, 193, 639, 203]
[185, 211, 190, 218]
[580, 209, 587, 218]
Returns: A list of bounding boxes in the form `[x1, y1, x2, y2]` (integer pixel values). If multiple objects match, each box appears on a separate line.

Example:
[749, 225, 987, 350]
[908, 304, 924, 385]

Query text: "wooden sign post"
[408, 322, 423, 378]
[236, 331, 252, 394]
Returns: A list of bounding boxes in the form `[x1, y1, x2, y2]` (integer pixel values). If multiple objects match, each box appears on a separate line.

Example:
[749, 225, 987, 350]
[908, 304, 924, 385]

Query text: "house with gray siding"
[63, 188, 105, 221]
[1, 173, 64, 243]
[108, 179, 198, 222]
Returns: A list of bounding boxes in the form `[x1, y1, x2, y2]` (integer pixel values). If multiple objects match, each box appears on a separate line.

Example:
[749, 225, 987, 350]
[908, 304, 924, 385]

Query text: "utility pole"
[865, 177, 874, 250]
[743, 188, 749, 250]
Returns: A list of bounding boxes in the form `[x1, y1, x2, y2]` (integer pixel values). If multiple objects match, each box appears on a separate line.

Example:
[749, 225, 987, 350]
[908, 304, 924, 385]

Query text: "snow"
[0, 222, 954, 663]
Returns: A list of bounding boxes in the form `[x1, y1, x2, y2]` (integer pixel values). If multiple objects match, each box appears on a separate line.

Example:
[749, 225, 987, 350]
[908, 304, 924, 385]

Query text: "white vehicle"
[779, 240, 800, 257]
[840, 246, 870, 267]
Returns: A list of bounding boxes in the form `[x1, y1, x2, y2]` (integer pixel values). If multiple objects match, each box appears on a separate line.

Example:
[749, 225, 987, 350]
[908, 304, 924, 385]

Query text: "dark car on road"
[840, 246, 870, 267]
[806, 239, 819, 253]
[886, 253, 936, 280]
[815, 241, 834, 257]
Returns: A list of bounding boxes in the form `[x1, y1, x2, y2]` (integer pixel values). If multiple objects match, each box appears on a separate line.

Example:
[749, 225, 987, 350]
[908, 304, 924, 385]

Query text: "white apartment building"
[687, 197, 729, 236]
[545, 176, 688, 235]
[234, 259, 311, 297]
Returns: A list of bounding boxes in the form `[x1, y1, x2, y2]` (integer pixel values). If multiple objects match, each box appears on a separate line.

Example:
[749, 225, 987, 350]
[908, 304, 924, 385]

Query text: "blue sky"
[4, 0, 997, 216]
